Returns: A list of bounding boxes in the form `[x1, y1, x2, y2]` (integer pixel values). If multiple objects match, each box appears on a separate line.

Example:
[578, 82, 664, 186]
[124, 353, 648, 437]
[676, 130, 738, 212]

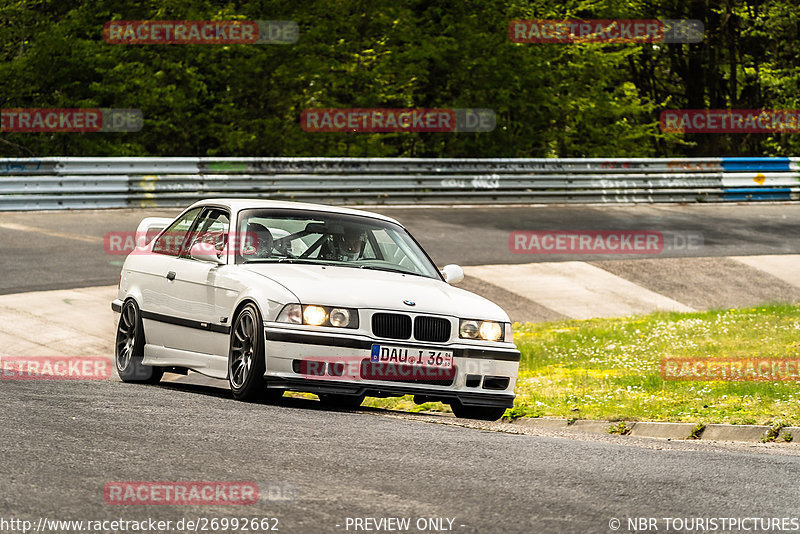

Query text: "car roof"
[189, 198, 403, 226]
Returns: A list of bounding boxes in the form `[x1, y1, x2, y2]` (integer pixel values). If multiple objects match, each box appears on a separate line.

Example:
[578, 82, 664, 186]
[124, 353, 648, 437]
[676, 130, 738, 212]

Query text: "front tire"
[229, 303, 280, 402]
[115, 299, 163, 384]
[450, 401, 507, 421]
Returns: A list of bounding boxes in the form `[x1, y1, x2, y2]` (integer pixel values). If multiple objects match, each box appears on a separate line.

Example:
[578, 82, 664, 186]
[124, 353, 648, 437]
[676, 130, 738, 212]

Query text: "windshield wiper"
[359, 264, 425, 277]
[243, 258, 321, 265]
[278, 258, 324, 265]
[245, 258, 429, 278]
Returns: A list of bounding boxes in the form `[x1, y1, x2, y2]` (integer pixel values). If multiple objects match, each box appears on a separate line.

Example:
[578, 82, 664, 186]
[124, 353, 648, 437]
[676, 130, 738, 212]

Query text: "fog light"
[303, 305, 327, 326]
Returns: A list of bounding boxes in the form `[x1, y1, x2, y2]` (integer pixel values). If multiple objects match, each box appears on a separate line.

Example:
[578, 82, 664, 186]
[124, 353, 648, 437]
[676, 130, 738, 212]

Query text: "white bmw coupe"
[112, 199, 519, 420]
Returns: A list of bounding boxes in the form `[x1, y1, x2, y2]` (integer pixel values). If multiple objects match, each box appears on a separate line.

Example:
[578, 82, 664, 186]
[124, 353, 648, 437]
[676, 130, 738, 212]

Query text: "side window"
[184, 209, 230, 260]
[152, 208, 202, 256]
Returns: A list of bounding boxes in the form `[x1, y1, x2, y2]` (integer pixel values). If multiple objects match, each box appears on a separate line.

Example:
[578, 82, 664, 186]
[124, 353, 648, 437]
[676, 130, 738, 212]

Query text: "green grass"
[511, 303, 800, 425]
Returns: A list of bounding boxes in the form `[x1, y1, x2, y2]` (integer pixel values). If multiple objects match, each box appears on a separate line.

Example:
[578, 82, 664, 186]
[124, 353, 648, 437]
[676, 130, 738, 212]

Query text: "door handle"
[166, 271, 176, 281]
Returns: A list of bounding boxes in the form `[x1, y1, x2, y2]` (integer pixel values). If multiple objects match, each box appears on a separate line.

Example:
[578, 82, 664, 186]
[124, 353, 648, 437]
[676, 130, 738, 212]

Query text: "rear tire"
[229, 303, 280, 402]
[115, 299, 163, 384]
[450, 401, 507, 421]
[318, 393, 365, 409]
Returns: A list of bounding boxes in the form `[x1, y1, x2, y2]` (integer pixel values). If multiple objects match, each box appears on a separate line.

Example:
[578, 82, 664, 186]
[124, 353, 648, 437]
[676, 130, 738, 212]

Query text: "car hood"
[243, 263, 509, 321]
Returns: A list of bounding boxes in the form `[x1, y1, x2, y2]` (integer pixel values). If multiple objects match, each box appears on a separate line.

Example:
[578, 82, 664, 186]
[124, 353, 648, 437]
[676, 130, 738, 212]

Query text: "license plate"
[370, 345, 453, 369]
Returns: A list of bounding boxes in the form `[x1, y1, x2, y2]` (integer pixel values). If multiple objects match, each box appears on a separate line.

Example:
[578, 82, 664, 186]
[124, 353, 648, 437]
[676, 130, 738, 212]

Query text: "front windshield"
[236, 209, 440, 279]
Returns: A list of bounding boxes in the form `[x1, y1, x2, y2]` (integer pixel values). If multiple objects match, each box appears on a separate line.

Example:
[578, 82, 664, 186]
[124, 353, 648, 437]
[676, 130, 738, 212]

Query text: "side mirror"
[441, 264, 464, 285]
[189, 242, 225, 264]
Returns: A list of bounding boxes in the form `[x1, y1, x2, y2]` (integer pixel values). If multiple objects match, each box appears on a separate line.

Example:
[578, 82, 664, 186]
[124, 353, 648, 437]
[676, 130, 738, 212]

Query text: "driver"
[331, 227, 366, 261]
[245, 222, 273, 259]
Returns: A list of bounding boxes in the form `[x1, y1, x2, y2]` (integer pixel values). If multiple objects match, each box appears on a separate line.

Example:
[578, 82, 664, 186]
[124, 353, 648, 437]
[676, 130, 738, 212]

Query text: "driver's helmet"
[245, 222, 273, 259]
[331, 227, 366, 261]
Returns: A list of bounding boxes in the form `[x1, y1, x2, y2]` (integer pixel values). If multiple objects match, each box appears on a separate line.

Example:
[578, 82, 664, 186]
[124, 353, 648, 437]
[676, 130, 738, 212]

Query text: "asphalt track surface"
[2, 378, 800, 534]
[3, 203, 800, 534]
[2, 203, 800, 295]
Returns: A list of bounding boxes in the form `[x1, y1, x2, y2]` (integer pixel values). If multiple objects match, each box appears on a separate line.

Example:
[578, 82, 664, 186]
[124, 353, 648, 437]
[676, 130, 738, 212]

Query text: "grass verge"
[511, 303, 800, 425]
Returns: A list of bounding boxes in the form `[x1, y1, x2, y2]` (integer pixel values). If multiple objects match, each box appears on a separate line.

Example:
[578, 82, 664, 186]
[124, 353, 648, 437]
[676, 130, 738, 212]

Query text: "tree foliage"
[0, 0, 797, 157]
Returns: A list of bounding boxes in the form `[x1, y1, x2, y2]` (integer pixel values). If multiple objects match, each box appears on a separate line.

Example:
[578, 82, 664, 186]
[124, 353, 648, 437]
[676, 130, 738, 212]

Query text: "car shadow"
[152, 372, 448, 419]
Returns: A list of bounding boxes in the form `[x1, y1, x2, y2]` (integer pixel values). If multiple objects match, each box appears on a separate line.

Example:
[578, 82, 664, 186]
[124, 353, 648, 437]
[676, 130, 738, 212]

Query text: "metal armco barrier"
[0, 157, 798, 210]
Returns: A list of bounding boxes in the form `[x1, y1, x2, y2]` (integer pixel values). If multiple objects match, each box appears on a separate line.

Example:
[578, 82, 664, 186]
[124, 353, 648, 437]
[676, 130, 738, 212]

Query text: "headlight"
[479, 321, 502, 341]
[303, 305, 328, 326]
[459, 319, 505, 341]
[459, 320, 480, 339]
[276, 304, 358, 328]
[329, 308, 351, 327]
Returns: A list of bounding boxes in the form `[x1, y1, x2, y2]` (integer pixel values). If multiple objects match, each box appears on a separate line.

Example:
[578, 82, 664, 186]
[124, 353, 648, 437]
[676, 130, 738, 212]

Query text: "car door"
[138, 207, 202, 348]
[163, 207, 237, 369]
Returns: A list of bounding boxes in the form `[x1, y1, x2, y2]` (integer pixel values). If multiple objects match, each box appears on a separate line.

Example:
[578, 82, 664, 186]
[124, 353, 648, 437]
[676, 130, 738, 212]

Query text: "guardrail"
[0, 157, 798, 210]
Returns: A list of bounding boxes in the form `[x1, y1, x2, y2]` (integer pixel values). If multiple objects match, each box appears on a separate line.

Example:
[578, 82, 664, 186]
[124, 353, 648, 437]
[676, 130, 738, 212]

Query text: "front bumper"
[263, 326, 519, 408]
